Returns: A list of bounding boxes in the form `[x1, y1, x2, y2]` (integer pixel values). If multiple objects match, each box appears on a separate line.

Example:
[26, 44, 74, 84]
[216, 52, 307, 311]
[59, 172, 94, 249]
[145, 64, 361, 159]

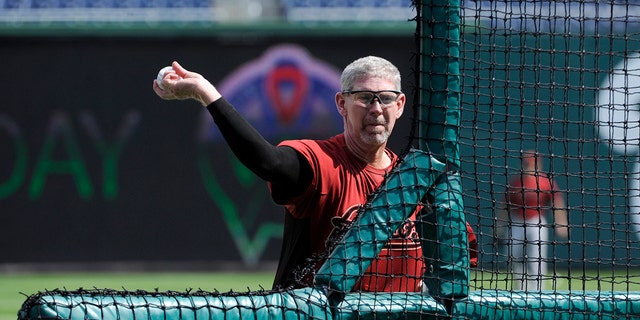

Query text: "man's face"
[336, 77, 405, 147]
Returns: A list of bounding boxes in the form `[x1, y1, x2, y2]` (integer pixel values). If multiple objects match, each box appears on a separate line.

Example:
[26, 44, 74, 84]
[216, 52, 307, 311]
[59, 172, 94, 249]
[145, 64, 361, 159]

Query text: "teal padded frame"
[333, 292, 448, 319]
[452, 290, 640, 319]
[19, 288, 332, 320]
[20, 289, 640, 319]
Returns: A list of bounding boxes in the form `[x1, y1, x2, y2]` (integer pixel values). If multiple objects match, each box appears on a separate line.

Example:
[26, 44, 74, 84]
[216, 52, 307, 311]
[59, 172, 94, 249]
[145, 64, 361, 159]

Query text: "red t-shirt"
[273, 134, 424, 292]
[506, 173, 558, 221]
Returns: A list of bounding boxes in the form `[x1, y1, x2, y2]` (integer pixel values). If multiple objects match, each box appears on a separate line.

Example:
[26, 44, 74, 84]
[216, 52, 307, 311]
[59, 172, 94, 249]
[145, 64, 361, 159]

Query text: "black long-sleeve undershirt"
[207, 98, 315, 289]
[206, 98, 312, 196]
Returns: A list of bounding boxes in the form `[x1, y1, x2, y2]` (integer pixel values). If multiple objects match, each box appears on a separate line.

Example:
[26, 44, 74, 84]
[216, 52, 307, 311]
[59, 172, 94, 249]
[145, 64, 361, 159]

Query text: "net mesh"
[18, 288, 333, 320]
[456, 0, 640, 294]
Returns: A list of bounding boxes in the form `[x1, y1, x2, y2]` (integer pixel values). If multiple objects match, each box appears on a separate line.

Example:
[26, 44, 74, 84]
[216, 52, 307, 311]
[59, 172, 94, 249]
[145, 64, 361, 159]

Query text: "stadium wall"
[1, 24, 637, 271]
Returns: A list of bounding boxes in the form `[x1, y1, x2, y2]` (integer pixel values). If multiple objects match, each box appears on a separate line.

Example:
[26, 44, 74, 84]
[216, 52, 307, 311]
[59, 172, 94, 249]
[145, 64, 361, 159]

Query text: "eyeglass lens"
[353, 91, 399, 106]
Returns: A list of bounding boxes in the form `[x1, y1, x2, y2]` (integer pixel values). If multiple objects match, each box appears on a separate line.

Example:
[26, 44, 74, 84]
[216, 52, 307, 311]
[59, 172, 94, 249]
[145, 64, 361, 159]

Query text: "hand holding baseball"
[153, 61, 221, 106]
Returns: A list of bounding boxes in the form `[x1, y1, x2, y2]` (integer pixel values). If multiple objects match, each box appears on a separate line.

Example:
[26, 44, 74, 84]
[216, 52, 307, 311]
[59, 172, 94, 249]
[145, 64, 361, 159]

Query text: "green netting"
[333, 292, 448, 319]
[452, 290, 640, 319]
[314, 148, 469, 297]
[19, 288, 331, 320]
[21, 289, 640, 319]
[419, 167, 469, 300]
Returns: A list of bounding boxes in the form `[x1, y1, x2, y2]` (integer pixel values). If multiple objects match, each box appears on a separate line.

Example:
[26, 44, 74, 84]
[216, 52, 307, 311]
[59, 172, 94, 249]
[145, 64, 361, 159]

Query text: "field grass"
[1, 271, 275, 320]
[470, 268, 640, 292]
[5, 269, 640, 320]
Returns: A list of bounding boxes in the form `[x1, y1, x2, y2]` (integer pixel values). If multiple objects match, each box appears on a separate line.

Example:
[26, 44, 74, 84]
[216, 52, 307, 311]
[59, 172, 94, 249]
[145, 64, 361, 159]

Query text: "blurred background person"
[495, 150, 569, 291]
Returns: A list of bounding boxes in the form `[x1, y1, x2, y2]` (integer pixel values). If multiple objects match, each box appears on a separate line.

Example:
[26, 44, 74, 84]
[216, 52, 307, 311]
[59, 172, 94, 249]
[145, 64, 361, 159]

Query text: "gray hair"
[340, 56, 402, 91]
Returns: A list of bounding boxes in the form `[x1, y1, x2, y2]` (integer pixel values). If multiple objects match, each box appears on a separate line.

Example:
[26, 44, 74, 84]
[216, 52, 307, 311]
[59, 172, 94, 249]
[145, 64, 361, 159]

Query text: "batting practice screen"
[16, 0, 640, 319]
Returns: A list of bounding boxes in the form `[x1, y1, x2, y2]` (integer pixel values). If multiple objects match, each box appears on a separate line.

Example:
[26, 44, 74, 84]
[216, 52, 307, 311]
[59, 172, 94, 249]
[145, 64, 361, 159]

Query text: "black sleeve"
[205, 98, 312, 191]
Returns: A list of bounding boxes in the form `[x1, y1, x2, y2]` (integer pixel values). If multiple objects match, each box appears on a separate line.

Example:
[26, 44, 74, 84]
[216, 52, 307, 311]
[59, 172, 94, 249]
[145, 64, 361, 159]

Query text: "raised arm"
[153, 61, 312, 190]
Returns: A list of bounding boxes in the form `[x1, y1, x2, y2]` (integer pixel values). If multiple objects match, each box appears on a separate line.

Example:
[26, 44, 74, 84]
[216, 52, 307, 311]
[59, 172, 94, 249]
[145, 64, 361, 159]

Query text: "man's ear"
[395, 93, 406, 118]
[336, 92, 348, 116]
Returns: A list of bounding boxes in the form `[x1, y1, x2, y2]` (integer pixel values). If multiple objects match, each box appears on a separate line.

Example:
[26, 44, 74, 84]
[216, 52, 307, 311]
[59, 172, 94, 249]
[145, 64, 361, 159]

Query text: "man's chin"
[361, 132, 389, 145]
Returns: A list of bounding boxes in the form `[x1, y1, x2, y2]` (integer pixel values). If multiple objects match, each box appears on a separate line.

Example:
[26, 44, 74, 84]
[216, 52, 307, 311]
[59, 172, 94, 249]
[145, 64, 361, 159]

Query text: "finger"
[153, 79, 163, 92]
[153, 80, 173, 99]
[172, 61, 189, 78]
[165, 72, 183, 81]
[153, 80, 166, 96]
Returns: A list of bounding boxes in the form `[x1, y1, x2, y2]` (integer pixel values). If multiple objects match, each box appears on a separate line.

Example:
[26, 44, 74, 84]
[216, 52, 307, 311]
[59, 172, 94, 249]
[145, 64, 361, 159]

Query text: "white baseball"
[156, 66, 175, 90]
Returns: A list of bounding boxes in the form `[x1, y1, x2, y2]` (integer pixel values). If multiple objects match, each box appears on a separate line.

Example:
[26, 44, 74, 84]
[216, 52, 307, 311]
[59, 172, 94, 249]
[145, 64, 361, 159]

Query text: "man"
[495, 150, 569, 291]
[153, 56, 423, 292]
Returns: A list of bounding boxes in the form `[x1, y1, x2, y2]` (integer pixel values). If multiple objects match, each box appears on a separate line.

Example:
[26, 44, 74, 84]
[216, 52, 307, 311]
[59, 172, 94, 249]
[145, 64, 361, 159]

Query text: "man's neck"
[345, 137, 391, 169]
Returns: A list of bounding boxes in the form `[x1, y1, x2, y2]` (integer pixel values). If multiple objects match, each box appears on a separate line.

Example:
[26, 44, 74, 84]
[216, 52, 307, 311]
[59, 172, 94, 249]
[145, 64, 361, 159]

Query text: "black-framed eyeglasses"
[342, 90, 402, 107]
